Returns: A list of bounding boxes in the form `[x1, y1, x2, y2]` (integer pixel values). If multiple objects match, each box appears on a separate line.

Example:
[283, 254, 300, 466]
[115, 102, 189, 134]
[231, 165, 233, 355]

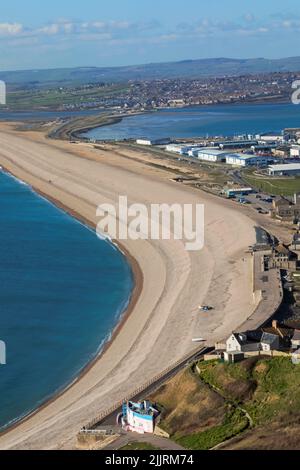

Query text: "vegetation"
[6, 83, 130, 111]
[175, 409, 248, 450]
[151, 357, 300, 450]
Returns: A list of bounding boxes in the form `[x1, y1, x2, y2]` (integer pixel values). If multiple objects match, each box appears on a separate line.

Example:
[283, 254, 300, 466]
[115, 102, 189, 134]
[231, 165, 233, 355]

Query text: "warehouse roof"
[269, 163, 300, 171]
[198, 148, 229, 156]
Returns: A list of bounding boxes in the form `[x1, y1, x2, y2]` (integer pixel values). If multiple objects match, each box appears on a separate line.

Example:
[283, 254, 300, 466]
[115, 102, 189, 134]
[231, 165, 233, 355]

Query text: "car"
[199, 305, 213, 311]
[255, 195, 262, 199]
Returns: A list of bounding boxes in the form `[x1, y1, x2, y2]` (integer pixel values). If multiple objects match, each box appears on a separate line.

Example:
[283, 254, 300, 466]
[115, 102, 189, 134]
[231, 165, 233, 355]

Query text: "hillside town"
[59, 71, 299, 111]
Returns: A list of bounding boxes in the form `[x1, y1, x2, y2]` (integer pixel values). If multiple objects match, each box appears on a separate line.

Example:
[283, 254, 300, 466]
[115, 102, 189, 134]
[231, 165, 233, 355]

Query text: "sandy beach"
[0, 124, 259, 449]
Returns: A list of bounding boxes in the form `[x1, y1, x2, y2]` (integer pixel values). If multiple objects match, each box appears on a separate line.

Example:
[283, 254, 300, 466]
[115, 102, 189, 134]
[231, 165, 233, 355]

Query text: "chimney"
[272, 320, 278, 330]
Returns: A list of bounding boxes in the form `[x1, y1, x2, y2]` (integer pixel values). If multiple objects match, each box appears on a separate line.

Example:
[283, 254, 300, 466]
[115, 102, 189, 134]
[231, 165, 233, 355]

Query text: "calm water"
[0, 171, 133, 430]
[83, 103, 300, 141]
[0, 109, 104, 121]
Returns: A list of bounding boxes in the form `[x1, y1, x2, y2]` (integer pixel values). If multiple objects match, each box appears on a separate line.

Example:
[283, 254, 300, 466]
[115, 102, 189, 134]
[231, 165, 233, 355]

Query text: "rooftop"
[197, 148, 229, 156]
[269, 163, 300, 171]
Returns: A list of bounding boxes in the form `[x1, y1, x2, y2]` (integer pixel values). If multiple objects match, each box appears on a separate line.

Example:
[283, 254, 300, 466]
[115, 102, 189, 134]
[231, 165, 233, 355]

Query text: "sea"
[82, 102, 300, 141]
[0, 170, 133, 430]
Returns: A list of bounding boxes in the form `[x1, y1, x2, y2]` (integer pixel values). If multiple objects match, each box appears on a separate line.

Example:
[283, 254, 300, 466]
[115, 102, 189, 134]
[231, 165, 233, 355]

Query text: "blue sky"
[1, 0, 300, 70]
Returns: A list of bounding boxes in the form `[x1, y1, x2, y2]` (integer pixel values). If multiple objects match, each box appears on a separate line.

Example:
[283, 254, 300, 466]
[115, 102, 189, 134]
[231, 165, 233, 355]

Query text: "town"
[6, 71, 300, 111]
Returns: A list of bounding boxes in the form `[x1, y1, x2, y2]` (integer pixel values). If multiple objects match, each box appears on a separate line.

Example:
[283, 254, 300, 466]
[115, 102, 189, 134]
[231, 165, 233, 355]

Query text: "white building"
[166, 144, 196, 155]
[290, 145, 300, 158]
[268, 163, 300, 176]
[226, 154, 274, 167]
[136, 138, 170, 146]
[121, 401, 159, 434]
[188, 147, 205, 157]
[259, 132, 284, 143]
[225, 332, 279, 355]
[197, 148, 228, 162]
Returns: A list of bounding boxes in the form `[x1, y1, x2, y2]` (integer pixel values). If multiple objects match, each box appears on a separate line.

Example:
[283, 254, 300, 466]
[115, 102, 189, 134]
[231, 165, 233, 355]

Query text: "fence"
[81, 346, 208, 431]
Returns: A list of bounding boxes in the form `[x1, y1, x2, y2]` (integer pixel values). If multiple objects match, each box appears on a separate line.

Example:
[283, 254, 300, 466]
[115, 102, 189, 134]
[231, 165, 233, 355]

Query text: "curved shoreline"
[0, 165, 144, 437]
[52, 100, 292, 143]
[0, 126, 262, 450]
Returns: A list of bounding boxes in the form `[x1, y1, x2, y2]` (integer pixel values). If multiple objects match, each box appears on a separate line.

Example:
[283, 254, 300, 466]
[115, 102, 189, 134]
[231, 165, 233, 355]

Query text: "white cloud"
[0, 23, 23, 36]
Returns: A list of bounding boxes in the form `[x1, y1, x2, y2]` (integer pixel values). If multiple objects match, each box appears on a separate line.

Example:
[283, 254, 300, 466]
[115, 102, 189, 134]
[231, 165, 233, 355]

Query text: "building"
[272, 194, 300, 222]
[291, 233, 300, 251]
[226, 154, 274, 167]
[197, 148, 228, 162]
[218, 140, 258, 150]
[259, 132, 284, 143]
[291, 330, 300, 350]
[225, 187, 254, 198]
[226, 333, 261, 353]
[223, 351, 245, 363]
[260, 332, 280, 351]
[225, 330, 280, 355]
[136, 138, 170, 146]
[121, 401, 159, 434]
[268, 163, 300, 176]
[166, 144, 197, 155]
[291, 145, 300, 158]
[188, 147, 205, 157]
[265, 244, 298, 271]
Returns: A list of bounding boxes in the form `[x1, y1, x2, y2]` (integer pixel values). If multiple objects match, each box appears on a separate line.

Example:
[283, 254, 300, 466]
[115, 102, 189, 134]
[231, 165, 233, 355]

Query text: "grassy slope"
[150, 368, 248, 450]
[151, 357, 300, 450]
[6, 84, 130, 110]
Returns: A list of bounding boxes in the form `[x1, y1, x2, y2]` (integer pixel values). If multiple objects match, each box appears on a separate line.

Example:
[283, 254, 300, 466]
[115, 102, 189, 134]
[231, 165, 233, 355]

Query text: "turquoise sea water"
[0, 171, 133, 430]
[83, 102, 300, 141]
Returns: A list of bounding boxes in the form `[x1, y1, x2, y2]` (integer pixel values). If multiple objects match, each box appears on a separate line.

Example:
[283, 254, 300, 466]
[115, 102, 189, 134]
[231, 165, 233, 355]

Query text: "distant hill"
[2, 56, 300, 89]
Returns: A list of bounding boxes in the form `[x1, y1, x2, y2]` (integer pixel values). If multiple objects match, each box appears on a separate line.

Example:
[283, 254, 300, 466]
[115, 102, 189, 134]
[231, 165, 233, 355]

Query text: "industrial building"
[259, 132, 285, 143]
[226, 154, 274, 167]
[197, 148, 228, 162]
[218, 140, 258, 150]
[268, 163, 300, 176]
[166, 144, 198, 155]
[187, 147, 205, 157]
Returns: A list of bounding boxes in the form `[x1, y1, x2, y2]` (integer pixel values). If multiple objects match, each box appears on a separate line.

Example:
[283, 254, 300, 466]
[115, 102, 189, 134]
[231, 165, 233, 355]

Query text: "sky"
[0, 0, 300, 70]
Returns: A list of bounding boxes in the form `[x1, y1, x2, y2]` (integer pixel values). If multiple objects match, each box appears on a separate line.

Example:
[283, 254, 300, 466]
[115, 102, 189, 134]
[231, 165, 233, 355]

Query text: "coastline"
[0, 164, 144, 436]
[0, 125, 262, 449]
[61, 99, 292, 143]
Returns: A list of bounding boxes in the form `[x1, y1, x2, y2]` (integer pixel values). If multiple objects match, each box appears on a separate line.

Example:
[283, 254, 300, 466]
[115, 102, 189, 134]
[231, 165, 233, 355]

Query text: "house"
[260, 332, 280, 351]
[265, 244, 298, 270]
[291, 330, 300, 350]
[291, 233, 300, 251]
[262, 320, 294, 350]
[272, 195, 300, 222]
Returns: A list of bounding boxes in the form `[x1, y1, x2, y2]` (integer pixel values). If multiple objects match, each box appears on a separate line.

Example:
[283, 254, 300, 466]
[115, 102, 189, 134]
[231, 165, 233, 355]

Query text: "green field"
[6, 83, 130, 111]
[243, 172, 300, 196]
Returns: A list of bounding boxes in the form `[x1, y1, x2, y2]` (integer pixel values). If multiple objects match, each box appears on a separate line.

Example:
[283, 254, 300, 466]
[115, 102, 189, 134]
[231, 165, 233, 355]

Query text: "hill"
[150, 357, 300, 450]
[2, 56, 300, 89]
